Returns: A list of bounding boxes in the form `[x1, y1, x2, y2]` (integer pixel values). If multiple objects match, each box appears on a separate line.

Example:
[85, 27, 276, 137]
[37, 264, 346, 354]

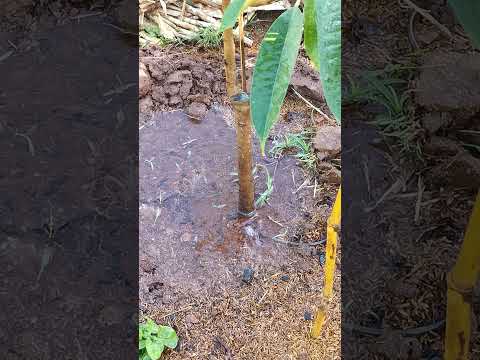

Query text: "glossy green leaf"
[145, 318, 159, 334]
[250, 7, 304, 154]
[158, 326, 179, 349]
[140, 352, 152, 360]
[316, 0, 341, 122]
[145, 339, 164, 360]
[304, 0, 319, 69]
[448, 0, 480, 48]
[220, 0, 247, 32]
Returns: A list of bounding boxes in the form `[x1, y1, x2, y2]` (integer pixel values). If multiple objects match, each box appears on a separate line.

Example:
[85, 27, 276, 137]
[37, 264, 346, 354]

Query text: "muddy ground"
[343, 1, 479, 359]
[139, 12, 341, 360]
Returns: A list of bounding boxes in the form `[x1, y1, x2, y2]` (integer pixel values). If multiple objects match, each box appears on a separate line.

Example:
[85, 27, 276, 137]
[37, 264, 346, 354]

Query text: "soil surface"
[343, 1, 479, 359]
[139, 12, 341, 359]
[1, 10, 138, 359]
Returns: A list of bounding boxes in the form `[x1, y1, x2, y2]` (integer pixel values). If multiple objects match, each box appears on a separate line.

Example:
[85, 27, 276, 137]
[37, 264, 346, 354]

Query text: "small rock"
[242, 267, 254, 284]
[313, 125, 341, 161]
[185, 313, 199, 325]
[169, 95, 182, 106]
[317, 162, 341, 184]
[319, 253, 326, 265]
[139, 63, 151, 98]
[304, 311, 313, 321]
[416, 51, 480, 112]
[421, 112, 452, 134]
[186, 102, 207, 119]
[291, 57, 324, 102]
[139, 96, 153, 114]
[280, 274, 290, 282]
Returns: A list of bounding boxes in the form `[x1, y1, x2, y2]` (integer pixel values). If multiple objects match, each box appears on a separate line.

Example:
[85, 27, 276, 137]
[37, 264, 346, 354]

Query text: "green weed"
[140, 24, 183, 48]
[270, 131, 317, 170]
[139, 318, 178, 360]
[346, 68, 422, 158]
[192, 27, 223, 48]
[254, 164, 273, 208]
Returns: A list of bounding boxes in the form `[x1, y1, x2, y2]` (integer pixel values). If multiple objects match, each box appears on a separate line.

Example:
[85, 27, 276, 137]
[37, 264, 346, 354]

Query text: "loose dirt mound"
[140, 54, 226, 119]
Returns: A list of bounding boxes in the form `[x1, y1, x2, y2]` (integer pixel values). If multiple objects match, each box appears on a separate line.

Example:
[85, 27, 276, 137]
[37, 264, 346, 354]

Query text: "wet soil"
[140, 109, 329, 300]
[139, 107, 340, 358]
[139, 14, 340, 356]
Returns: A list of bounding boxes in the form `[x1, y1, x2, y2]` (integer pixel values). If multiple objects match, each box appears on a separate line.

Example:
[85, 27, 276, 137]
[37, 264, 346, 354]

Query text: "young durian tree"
[220, 0, 340, 217]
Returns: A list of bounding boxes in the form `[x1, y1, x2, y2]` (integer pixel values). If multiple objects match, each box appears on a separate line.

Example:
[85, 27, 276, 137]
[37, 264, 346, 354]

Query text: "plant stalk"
[231, 92, 255, 217]
[238, 13, 247, 92]
[222, 0, 237, 96]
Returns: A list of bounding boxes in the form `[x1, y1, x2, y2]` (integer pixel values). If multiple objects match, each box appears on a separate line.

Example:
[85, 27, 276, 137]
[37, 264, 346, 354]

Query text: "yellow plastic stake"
[445, 191, 480, 360]
[311, 187, 341, 338]
[323, 187, 341, 299]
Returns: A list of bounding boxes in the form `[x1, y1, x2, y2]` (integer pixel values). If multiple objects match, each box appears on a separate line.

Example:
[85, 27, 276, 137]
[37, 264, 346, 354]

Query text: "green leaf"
[146, 338, 164, 360]
[304, 0, 319, 69]
[316, 0, 341, 122]
[158, 326, 178, 349]
[145, 318, 159, 334]
[139, 339, 146, 350]
[448, 0, 480, 48]
[220, 0, 247, 32]
[250, 7, 304, 154]
[140, 351, 152, 360]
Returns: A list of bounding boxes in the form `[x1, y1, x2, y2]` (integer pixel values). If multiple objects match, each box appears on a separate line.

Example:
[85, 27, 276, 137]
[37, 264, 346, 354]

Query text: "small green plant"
[139, 318, 178, 360]
[270, 131, 317, 170]
[254, 164, 273, 207]
[220, 0, 340, 154]
[140, 24, 183, 48]
[346, 70, 422, 158]
[193, 26, 223, 48]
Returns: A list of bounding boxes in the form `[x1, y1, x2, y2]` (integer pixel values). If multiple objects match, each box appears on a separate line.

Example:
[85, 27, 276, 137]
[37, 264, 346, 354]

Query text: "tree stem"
[231, 93, 255, 217]
[238, 13, 247, 92]
[222, 0, 237, 96]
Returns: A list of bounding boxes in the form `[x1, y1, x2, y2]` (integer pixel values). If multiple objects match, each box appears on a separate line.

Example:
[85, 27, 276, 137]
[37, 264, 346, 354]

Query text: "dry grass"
[149, 266, 341, 359]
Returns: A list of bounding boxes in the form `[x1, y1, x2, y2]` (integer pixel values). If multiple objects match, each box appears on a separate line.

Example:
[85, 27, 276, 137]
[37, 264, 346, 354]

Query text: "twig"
[267, 216, 284, 227]
[343, 319, 445, 336]
[414, 175, 424, 224]
[291, 87, 333, 121]
[400, 0, 453, 40]
[102, 22, 137, 35]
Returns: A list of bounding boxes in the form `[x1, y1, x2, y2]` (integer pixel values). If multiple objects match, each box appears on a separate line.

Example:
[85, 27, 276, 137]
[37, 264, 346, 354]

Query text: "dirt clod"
[242, 267, 254, 284]
[313, 125, 341, 161]
[317, 162, 341, 184]
[145, 55, 225, 111]
[416, 51, 480, 112]
[291, 57, 324, 103]
[139, 63, 151, 98]
[140, 96, 153, 114]
[186, 102, 208, 120]
[421, 112, 452, 134]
